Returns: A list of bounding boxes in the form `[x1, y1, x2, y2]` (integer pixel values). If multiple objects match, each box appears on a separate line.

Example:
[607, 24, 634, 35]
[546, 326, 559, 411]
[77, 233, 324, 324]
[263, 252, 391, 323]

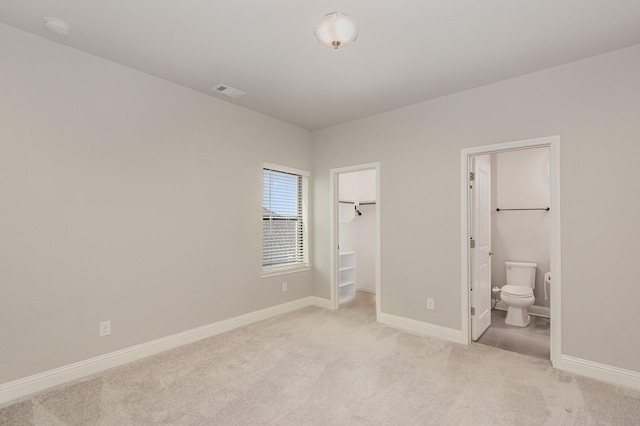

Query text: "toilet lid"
[501, 285, 533, 298]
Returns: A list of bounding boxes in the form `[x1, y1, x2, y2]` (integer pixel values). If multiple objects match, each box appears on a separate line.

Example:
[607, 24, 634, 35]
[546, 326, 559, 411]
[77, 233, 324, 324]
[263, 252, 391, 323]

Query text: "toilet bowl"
[500, 261, 537, 327]
[501, 285, 535, 326]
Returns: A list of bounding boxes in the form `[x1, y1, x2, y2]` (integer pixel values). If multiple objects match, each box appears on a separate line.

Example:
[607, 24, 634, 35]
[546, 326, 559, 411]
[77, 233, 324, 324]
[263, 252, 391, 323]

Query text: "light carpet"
[2, 292, 640, 425]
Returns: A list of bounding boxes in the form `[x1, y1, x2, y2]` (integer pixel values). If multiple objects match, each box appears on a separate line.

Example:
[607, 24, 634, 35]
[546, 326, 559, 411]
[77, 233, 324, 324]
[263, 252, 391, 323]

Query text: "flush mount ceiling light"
[314, 12, 358, 49]
[44, 17, 70, 35]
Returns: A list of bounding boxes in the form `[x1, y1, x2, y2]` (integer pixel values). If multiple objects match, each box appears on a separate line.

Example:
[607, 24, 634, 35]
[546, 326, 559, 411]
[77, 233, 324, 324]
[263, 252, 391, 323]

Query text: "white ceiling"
[2, 1, 640, 130]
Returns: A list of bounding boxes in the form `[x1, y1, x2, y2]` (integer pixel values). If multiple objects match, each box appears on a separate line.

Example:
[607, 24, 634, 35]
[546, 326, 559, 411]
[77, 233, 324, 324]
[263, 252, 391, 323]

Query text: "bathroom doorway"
[461, 137, 561, 364]
[329, 163, 381, 318]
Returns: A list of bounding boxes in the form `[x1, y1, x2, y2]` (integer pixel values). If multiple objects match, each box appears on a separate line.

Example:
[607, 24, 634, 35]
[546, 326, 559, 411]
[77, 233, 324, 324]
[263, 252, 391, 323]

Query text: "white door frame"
[330, 162, 381, 318]
[460, 136, 561, 365]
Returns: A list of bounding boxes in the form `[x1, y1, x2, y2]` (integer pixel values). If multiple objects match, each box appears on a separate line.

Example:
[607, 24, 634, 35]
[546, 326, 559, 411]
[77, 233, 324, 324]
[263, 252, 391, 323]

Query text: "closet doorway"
[330, 163, 381, 318]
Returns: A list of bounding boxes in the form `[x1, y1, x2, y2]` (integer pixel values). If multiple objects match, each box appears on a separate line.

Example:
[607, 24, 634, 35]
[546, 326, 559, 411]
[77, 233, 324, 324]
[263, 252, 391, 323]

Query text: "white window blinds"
[262, 165, 309, 271]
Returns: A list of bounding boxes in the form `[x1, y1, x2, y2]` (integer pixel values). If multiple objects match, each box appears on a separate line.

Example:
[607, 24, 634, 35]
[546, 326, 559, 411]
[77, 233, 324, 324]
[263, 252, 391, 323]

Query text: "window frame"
[261, 162, 310, 278]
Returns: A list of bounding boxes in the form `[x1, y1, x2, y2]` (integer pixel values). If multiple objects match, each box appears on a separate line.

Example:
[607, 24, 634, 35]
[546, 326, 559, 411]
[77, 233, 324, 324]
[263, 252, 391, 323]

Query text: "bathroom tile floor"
[476, 309, 550, 360]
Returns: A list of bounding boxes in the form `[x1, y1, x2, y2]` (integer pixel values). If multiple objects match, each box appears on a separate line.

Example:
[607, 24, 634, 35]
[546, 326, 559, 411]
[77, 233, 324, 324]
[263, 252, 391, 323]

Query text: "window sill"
[261, 265, 311, 279]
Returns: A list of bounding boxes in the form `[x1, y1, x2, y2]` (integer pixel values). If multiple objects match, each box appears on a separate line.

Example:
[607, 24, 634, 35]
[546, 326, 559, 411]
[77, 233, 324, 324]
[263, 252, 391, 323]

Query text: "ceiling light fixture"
[44, 17, 70, 35]
[314, 12, 358, 49]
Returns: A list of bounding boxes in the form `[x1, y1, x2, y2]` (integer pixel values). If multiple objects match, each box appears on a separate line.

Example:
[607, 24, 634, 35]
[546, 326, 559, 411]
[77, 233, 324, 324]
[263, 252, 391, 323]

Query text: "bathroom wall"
[491, 148, 551, 307]
[339, 170, 377, 292]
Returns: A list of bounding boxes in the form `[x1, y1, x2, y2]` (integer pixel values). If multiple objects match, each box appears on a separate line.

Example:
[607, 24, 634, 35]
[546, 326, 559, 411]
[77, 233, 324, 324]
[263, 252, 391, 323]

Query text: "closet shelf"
[338, 252, 356, 302]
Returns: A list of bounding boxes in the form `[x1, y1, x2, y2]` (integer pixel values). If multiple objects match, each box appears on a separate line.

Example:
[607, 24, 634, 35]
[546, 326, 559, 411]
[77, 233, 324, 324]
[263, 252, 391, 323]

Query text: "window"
[262, 163, 309, 275]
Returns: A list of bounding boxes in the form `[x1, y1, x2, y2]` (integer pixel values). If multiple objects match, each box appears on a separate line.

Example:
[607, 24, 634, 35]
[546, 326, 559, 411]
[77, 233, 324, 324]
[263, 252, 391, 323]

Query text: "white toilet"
[500, 261, 537, 327]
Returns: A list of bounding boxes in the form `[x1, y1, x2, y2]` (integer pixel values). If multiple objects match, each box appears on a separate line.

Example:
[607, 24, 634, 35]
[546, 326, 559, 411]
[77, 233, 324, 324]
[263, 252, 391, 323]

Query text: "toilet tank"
[505, 261, 537, 288]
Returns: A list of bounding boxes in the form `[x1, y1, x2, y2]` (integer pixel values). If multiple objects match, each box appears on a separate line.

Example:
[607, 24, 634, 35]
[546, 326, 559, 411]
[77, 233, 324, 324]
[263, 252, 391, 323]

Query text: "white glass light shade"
[314, 12, 359, 49]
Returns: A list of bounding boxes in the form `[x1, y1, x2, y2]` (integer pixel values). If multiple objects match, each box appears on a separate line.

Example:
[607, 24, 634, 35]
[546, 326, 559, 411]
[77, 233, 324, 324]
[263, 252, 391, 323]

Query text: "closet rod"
[339, 200, 376, 205]
[496, 207, 550, 211]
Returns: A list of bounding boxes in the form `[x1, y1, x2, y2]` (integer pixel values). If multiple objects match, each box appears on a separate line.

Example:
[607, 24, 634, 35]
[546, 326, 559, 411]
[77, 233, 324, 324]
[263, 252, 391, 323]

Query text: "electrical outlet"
[282, 282, 288, 292]
[99, 321, 111, 337]
[427, 298, 435, 310]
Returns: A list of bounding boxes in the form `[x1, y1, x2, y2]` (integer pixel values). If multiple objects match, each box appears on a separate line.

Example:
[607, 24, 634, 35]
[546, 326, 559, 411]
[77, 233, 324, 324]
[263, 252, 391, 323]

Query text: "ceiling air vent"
[212, 84, 246, 99]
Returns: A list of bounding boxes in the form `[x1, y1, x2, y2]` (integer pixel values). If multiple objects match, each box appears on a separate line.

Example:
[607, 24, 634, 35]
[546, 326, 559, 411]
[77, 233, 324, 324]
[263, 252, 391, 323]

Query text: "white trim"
[329, 162, 382, 320]
[460, 136, 561, 365]
[549, 140, 562, 364]
[460, 156, 471, 344]
[260, 265, 311, 278]
[378, 313, 466, 345]
[527, 305, 550, 318]
[262, 162, 309, 177]
[557, 355, 640, 390]
[0, 296, 326, 405]
[494, 301, 550, 318]
[310, 296, 332, 310]
[329, 171, 338, 309]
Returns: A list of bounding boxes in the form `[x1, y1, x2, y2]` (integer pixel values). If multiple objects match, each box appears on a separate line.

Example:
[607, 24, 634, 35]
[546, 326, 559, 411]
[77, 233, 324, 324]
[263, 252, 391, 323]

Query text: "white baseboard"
[4, 299, 638, 404]
[495, 301, 550, 318]
[377, 312, 640, 391]
[310, 296, 332, 310]
[378, 312, 466, 345]
[0, 296, 325, 405]
[556, 355, 640, 391]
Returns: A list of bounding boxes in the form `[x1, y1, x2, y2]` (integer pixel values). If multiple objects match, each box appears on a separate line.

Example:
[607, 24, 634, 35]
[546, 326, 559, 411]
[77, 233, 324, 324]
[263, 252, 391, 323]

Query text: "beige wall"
[0, 24, 313, 384]
[3, 20, 640, 387]
[312, 45, 640, 373]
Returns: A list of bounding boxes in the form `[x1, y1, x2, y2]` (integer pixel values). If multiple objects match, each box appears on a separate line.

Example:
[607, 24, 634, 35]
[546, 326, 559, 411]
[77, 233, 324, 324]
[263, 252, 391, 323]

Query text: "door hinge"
[470, 307, 475, 316]
[470, 238, 475, 249]
[469, 172, 475, 181]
